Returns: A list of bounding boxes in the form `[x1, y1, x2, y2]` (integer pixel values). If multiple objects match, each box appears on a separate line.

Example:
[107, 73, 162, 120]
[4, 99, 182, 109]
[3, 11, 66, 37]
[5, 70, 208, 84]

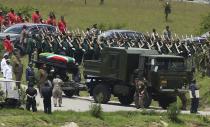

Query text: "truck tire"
[158, 96, 177, 109]
[118, 94, 134, 105]
[5, 98, 20, 108]
[93, 84, 111, 104]
[134, 91, 152, 108]
[64, 90, 74, 98]
[142, 92, 152, 108]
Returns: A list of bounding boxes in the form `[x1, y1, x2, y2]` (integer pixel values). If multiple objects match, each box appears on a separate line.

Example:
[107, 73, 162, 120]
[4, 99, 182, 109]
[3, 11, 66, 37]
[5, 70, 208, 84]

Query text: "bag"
[189, 90, 199, 98]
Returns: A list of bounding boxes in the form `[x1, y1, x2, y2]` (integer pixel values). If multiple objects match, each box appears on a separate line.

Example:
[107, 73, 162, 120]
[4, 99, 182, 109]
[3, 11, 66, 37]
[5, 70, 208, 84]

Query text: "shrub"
[167, 102, 181, 122]
[202, 116, 210, 123]
[89, 103, 103, 119]
[19, 86, 26, 105]
[0, 86, 5, 102]
[89, 93, 103, 119]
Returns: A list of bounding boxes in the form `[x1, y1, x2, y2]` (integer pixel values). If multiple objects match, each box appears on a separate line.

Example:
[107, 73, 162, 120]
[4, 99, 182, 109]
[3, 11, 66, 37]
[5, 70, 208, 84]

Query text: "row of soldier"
[22, 25, 210, 64]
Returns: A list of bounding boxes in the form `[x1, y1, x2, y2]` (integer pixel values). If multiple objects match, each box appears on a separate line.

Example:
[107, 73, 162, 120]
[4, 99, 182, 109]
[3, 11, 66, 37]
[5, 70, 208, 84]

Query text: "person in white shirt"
[3, 59, 13, 93]
[1, 54, 8, 74]
[4, 59, 13, 80]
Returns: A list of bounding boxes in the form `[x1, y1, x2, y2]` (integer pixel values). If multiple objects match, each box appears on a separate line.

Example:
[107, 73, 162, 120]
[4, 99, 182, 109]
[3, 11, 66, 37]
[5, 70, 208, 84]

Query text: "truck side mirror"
[151, 59, 155, 65]
[154, 66, 158, 72]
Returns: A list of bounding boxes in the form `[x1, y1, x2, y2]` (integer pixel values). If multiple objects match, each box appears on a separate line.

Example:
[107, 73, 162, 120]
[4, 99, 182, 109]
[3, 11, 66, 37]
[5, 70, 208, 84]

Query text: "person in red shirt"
[52, 13, 56, 26]
[47, 15, 54, 26]
[16, 12, 23, 23]
[47, 12, 56, 26]
[0, 10, 4, 31]
[7, 8, 16, 24]
[3, 35, 13, 54]
[58, 16, 66, 34]
[32, 9, 41, 23]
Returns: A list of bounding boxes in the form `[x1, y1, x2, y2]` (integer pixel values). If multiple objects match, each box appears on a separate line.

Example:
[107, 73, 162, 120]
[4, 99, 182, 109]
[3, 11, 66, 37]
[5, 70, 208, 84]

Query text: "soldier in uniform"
[42, 36, 53, 53]
[52, 75, 63, 107]
[19, 25, 27, 48]
[134, 77, 146, 109]
[178, 93, 187, 110]
[26, 34, 36, 63]
[26, 62, 35, 85]
[92, 37, 101, 60]
[26, 82, 37, 112]
[163, 26, 172, 40]
[37, 64, 48, 94]
[189, 79, 199, 113]
[41, 81, 52, 114]
[51, 34, 61, 54]
[12, 50, 23, 89]
[164, 2, 171, 21]
[72, 35, 85, 64]
[34, 33, 43, 59]
[82, 36, 94, 60]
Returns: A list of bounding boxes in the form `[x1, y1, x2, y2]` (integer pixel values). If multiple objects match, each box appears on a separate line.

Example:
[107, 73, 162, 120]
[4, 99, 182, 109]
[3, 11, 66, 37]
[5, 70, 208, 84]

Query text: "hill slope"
[1, 0, 210, 35]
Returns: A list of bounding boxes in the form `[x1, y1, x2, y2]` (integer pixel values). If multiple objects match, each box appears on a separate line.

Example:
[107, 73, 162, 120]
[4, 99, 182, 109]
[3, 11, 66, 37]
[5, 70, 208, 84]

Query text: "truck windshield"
[155, 58, 185, 71]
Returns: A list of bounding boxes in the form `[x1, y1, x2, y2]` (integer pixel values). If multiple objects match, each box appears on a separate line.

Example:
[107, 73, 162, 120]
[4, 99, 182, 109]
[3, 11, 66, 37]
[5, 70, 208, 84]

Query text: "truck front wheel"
[158, 96, 177, 109]
[118, 94, 134, 105]
[134, 92, 152, 108]
[93, 85, 111, 104]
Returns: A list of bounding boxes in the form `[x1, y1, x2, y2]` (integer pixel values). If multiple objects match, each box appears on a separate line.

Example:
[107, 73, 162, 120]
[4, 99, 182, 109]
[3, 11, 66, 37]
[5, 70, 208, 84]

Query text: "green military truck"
[84, 47, 192, 109]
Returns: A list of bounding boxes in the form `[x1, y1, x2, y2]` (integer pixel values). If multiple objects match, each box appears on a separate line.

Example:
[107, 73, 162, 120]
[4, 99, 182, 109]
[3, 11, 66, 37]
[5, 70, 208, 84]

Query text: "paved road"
[174, 0, 210, 4]
[36, 94, 210, 115]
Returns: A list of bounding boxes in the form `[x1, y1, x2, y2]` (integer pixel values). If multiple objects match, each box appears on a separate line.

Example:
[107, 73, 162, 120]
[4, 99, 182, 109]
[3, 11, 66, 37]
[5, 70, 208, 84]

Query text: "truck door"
[147, 58, 159, 88]
[138, 56, 145, 77]
[101, 52, 120, 79]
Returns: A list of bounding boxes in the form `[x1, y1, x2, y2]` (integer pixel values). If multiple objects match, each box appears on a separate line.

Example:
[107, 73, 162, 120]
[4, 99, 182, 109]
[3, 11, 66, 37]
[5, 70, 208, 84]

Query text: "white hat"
[3, 53, 9, 57]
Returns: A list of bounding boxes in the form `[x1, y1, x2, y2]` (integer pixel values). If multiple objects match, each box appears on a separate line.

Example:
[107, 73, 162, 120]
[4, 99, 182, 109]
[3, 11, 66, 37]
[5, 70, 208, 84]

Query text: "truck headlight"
[160, 80, 167, 85]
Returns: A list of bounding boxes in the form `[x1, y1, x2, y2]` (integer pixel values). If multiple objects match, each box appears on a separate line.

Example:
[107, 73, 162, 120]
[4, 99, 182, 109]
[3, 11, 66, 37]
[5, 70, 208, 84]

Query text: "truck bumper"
[62, 82, 87, 91]
[160, 89, 188, 93]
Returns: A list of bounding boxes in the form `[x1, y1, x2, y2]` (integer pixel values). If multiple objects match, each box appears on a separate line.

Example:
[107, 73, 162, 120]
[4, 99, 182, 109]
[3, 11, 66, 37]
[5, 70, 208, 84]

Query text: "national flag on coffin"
[39, 53, 75, 65]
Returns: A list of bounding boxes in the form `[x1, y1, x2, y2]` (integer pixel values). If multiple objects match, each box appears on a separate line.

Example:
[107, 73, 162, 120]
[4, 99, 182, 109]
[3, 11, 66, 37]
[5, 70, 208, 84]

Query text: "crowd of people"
[1, 8, 210, 64]
[0, 8, 67, 33]
[1, 50, 64, 114]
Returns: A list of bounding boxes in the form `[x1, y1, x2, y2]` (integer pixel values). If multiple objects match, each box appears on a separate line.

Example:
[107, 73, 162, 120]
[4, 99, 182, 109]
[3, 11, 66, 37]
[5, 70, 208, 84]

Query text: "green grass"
[1, 0, 210, 35]
[0, 109, 210, 127]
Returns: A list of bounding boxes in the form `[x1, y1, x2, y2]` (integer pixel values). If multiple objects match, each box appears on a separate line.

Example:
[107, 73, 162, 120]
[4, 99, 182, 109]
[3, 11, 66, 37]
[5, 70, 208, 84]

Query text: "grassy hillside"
[0, 109, 210, 127]
[1, 0, 210, 35]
